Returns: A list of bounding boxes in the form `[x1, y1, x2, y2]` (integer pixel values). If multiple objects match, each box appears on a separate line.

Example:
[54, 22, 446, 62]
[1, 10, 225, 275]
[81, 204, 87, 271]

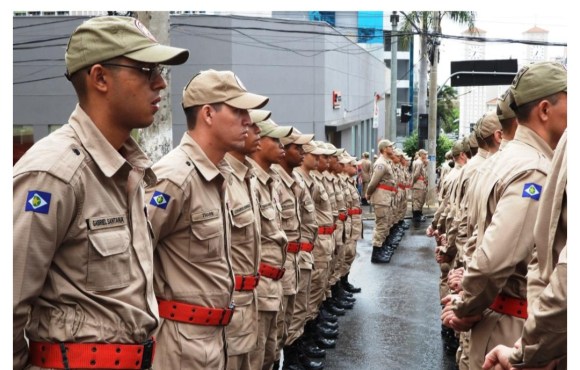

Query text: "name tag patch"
[191, 209, 220, 222]
[150, 190, 171, 209]
[232, 203, 251, 216]
[522, 183, 542, 201]
[25, 190, 51, 214]
[87, 215, 127, 230]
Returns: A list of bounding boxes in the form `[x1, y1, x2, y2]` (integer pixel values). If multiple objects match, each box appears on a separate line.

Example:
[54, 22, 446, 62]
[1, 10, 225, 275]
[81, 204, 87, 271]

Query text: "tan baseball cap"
[476, 112, 501, 139]
[182, 69, 269, 109]
[510, 61, 567, 107]
[468, 131, 478, 148]
[303, 141, 326, 155]
[496, 88, 516, 121]
[256, 119, 293, 139]
[418, 149, 428, 155]
[65, 16, 189, 76]
[280, 128, 315, 146]
[249, 109, 271, 124]
[378, 139, 394, 152]
[313, 141, 335, 155]
[324, 143, 345, 156]
[451, 139, 465, 157]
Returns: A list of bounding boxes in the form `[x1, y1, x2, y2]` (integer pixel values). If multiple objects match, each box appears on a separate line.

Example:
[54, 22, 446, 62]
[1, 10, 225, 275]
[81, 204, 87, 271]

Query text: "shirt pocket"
[230, 204, 255, 244]
[87, 227, 131, 291]
[189, 210, 223, 262]
[280, 200, 298, 231]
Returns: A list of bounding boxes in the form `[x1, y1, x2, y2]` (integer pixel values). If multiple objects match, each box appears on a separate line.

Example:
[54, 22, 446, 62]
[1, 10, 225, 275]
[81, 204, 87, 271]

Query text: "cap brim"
[226, 92, 269, 109]
[249, 109, 271, 124]
[125, 44, 189, 65]
[264, 126, 293, 139]
[307, 147, 326, 155]
[294, 133, 315, 145]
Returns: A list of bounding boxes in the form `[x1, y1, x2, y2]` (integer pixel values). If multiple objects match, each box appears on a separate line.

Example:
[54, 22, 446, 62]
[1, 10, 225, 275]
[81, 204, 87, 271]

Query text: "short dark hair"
[184, 103, 223, 130]
[511, 93, 561, 122]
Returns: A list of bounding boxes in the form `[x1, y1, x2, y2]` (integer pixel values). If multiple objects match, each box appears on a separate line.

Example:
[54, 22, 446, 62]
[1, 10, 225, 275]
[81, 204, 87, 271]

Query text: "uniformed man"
[224, 109, 270, 370]
[247, 119, 293, 370]
[438, 151, 453, 196]
[13, 16, 188, 370]
[273, 129, 324, 370]
[366, 139, 397, 263]
[359, 152, 372, 205]
[297, 141, 339, 351]
[412, 148, 429, 222]
[441, 61, 567, 369]
[146, 70, 268, 369]
[483, 130, 567, 370]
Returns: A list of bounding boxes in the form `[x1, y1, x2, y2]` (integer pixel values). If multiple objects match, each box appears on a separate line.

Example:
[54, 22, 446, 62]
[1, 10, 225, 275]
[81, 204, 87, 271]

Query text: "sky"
[4, 1, 576, 367]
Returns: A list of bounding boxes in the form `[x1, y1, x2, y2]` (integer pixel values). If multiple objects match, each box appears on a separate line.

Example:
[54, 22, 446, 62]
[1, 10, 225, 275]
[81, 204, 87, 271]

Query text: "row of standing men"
[13, 15, 366, 370]
[426, 61, 567, 369]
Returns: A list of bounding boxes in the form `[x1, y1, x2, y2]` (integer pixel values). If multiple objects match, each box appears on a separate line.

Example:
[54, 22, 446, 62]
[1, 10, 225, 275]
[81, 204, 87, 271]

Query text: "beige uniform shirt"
[454, 125, 553, 318]
[246, 158, 288, 312]
[13, 105, 158, 369]
[292, 169, 318, 270]
[309, 170, 335, 261]
[412, 158, 428, 190]
[347, 176, 363, 240]
[360, 158, 372, 182]
[224, 153, 261, 355]
[510, 131, 567, 368]
[366, 156, 396, 207]
[272, 164, 303, 296]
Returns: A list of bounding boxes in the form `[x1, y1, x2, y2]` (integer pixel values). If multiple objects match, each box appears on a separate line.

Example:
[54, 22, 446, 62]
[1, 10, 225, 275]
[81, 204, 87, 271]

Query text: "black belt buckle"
[140, 338, 155, 369]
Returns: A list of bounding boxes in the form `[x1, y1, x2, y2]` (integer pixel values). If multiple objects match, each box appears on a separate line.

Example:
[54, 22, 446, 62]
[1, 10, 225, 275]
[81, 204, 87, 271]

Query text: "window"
[13, 125, 34, 165]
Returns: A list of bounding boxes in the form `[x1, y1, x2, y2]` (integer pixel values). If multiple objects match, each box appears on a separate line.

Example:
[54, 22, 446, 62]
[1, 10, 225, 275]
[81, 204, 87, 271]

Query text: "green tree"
[437, 85, 459, 134]
[403, 131, 454, 168]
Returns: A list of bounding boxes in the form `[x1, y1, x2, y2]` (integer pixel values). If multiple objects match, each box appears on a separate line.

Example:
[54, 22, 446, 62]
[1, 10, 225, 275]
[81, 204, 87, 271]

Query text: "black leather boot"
[318, 307, 338, 323]
[323, 299, 346, 316]
[341, 273, 361, 293]
[371, 246, 390, 263]
[297, 335, 326, 358]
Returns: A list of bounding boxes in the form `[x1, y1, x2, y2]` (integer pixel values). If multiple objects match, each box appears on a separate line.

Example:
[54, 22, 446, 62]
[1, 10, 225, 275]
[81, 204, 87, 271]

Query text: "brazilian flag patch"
[522, 183, 542, 201]
[150, 190, 171, 209]
[25, 190, 51, 214]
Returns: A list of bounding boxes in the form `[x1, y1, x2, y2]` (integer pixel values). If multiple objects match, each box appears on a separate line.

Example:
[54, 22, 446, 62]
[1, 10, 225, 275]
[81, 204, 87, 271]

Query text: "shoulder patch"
[522, 183, 542, 201]
[150, 190, 171, 209]
[25, 190, 51, 214]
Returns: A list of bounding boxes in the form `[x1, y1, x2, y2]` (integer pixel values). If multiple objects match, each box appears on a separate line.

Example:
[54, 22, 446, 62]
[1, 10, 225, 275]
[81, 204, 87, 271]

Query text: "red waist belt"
[235, 274, 260, 291]
[378, 184, 397, 192]
[338, 212, 348, 221]
[259, 262, 286, 280]
[288, 241, 314, 253]
[29, 338, 155, 369]
[157, 299, 234, 326]
[489, 294, 528, 319]
[398, 183, 405, 190]
[417, 176, 425, 182]
[318, 225, 334, 235]
[347, 208, 362, 216]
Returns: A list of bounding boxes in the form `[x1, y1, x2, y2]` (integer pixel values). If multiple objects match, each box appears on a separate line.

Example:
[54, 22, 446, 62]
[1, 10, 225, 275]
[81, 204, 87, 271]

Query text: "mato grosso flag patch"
[522, 183, 542, 201]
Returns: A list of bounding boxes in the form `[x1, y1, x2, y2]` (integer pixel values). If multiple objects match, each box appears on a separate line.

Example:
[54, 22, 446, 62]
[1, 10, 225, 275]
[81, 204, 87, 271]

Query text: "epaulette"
[14, 141, 85, 184]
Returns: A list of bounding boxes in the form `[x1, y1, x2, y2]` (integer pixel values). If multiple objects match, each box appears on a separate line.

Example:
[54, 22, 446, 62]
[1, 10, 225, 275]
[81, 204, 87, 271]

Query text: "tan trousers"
[306, 260, 330, 321]
[275, 294, 296, 361]
[286, 268, 312, 345]
[227, 352, 251, 370]
[372, 205, 391, 246]
[412, 188, 427, 211]
[249, 310, 279, 370]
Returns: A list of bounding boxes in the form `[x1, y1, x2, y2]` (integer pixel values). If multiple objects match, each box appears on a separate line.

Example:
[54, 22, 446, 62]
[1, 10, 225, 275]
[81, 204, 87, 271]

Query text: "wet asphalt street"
[321, 206, 457, 370]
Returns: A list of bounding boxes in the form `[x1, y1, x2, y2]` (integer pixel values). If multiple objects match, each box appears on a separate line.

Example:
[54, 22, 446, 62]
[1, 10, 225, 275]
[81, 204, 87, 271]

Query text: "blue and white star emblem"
[522, 183, 542, 201]
[150, 190, 171, 209]
[25, 190, 51, 214]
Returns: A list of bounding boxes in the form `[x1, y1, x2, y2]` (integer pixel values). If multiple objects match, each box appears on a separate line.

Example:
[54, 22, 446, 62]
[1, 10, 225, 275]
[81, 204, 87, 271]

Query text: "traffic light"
[401, 104, 412, 123]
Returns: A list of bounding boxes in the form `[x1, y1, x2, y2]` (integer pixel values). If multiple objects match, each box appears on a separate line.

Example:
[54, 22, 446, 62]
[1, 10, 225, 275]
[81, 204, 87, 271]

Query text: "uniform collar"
[225, 152, 250, 181]
[310, 169, 323, 180]
[272, 164, 295, 188]
[477, 147, 490, 159]
[68, 104, 155, 184]
[294, 167, 314, 187]
[179, 133, 230, 182]
[514, 124, 554, 161]
[246, 157, 273, 185]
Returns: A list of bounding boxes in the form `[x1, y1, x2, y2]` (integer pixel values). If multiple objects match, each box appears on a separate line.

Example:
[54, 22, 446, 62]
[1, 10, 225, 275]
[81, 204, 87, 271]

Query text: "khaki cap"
[468, 131, 478, 148]
[496, 89, 516, 121]
[65, 16, 189, 76]
[249, 109, 271, 124]
[378, 139, 394, 152]
[281, 128, 315, 146]
[303, 141, 326, 155]
[418, 149, 428, 155]
[256, 119, 293, 139]
[324, 143, 345, 156]
[182, 69, 269, 109]
[313, 141, 336, 155]
[476, 112, 501, 139]
[511, 61, 567, 107]
[451, 139, 465, 157]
